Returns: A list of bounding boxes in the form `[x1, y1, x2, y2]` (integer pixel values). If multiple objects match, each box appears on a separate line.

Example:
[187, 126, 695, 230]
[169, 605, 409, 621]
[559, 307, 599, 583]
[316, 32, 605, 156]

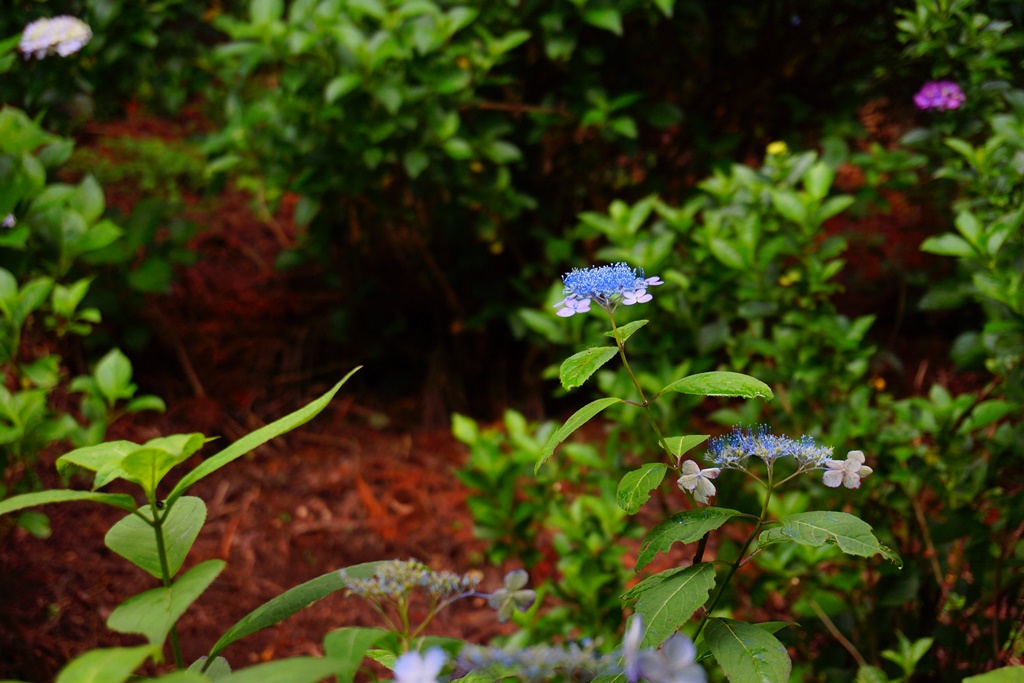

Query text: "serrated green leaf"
[107, 560, 224, 646]
[616, 463, 667, 514]
[604, 319, 649, 345]
[704, 618, 791, 683]
[535, 397, 623, 473]
[209, 562, 381, 659]
[635, 508, 743, 571]
[623, 564, 716, 647]
[658, 372, 773, 401]
[105, 498, 206, 579]
[560, 346, 619, 390]
[758, 511, 902, 567]
[0, 489, 136, 517]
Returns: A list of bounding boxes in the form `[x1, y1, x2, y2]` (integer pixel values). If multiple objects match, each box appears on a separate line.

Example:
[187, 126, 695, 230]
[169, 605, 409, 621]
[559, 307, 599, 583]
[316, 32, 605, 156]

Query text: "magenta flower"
[914, 81, 965, 111]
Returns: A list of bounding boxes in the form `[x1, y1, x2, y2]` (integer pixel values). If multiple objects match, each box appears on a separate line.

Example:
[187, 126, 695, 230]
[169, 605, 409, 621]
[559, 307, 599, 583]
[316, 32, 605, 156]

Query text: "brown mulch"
[0, 106, 510, 681]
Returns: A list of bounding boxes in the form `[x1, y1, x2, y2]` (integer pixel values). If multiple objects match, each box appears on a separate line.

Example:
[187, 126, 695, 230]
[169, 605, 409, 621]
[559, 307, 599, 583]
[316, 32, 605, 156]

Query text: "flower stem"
[151, 499, 185, 669]
[694, 475, 774, 639]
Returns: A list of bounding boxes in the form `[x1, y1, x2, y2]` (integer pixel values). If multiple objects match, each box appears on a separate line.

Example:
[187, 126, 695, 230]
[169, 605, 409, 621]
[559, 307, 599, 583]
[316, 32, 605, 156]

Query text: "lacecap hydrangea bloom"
[706, 425, 833, 469]
[19, 16, 92, 60]
[555, 262, 663, 317]
[914, 80, 965, 111]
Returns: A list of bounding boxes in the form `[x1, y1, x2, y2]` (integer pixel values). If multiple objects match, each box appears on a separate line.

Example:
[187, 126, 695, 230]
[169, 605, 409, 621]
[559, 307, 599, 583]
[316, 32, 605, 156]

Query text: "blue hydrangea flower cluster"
[706, 426, 833, 469]
[19, 16, 92, 60]
[555, 262, 663, 317]
[339, 559, 479, 602]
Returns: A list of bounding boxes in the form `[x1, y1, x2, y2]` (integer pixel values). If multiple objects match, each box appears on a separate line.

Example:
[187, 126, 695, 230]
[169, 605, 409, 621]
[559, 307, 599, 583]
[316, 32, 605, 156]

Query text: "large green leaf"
[323, 626, 389, 683]
[559, 346, 619, 390]
[635, 508, 744, 571]
[54, 645, 160, 683]
[168, 369, 359, 506]
[216, 658, 341, 683]
[208, 561, 380, 659]
[0, 489, 135, 517]
[107, 560, 225, 646]
[758, 511, 903, 567]
[535, 397, 623, 473]
[105, 498, 207, 579]
[623, 563, 716, 647]
[704, 618, 791, 683]
[657, 372, 773, 401]
[148, 673, 212, 683]
[616, 463, 667, 514]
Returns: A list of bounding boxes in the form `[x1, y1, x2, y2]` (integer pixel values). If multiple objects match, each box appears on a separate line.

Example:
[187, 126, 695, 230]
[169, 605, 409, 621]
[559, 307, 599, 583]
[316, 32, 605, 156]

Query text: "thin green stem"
[151, 499, 185, 669]
[606, 311, 670, 457]
[694, 474, 775, 639]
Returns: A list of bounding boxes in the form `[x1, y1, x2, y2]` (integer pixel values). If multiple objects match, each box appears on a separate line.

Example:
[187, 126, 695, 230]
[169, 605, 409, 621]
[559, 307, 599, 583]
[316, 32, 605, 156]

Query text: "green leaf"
[582, 7, 623, 35]
[635, 508, 743, 571]
[208, 562, 381, 659]
[149, 671, 213, 682]
[94, 349, 134, 405]
[217, 658, 342, 683]
[661, 435, 709, 459]
[652, 0, 675, 17]
[403, 150, 429, 179]
[920, 233, 976, 258]
[758, 511, 902, 567]
[604, 319, 648, 345]
[0, 490, 135, 517]
[107, 560, 225, 646]
[120, 447, 188, 498]
[770, 189, 808, 226]
[188, 656, 232, 678]
[964, 666, 1024, 683]
[324, 74, 361, 103]
[124, 395, 167, 414]
[535, 397, 623, 473]
[559, 346, 619, 391]
[616, 463, 667, 514]
[250, 0, 284, 24]
[56, 440, 139, 489]
[802, 162, 833, 200]
[105, 498, 206, 579]
[323, 626, 389, 683]
[623, 563, 716, 647]
[704, 618, 791, 683]
[54, 645, 160, 683]
[855, 665, 888, 683]
[168, 369, 359, 507]
[658, 372, 773, 401]
[708, 237, 746, 269]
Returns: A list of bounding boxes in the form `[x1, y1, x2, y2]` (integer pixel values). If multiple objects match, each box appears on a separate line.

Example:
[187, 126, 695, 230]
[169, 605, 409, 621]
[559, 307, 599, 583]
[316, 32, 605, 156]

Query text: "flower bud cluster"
[339, 559, 479, 603]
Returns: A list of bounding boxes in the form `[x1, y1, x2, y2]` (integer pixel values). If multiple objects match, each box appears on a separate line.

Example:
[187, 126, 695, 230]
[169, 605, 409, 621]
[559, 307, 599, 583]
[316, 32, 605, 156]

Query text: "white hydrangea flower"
[1, 214, 15, 229]
[822, 450, 873, 489]
[393, 648, 447, 683]
[20, 16, 92, 60]
[677, 460, 721, 504]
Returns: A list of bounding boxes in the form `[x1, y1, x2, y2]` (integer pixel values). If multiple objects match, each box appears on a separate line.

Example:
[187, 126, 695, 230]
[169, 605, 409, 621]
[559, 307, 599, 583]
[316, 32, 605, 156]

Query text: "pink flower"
[914, 81, 965, 111]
